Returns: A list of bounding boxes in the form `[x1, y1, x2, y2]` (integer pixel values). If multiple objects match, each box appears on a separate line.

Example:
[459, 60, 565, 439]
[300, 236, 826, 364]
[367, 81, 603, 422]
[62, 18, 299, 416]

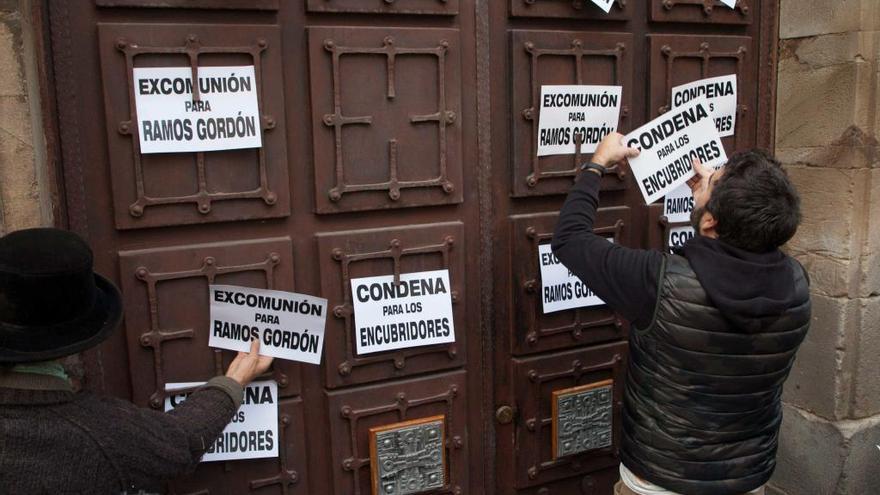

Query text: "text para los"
[537, 85, 622, 157]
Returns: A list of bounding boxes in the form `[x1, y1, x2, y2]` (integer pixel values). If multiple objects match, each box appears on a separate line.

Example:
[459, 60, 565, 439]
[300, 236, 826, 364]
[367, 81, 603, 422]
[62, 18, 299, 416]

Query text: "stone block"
[852, 297, 880, 417]
[785, 166, 859, 260]
[780, 0, 862, 39]
[783, 295, 858, 420]
[771, 404, 846, 495]
[771, 403, 880, 495]
[777, 56, 860, 150]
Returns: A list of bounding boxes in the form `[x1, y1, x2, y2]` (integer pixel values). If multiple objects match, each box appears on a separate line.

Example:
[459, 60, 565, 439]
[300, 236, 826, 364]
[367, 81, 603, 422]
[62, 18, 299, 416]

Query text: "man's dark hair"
[705, 149, 801, 253]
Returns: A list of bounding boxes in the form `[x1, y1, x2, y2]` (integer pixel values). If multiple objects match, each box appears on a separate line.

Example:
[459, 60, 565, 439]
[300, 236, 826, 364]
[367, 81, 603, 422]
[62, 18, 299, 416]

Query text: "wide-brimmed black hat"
[0, 228, 122, 363]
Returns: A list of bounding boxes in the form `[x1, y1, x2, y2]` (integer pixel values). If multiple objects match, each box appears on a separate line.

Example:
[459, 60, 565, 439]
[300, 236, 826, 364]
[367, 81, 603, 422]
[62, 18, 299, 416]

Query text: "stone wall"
[0, 0, 50, 235]
[772, 0, 880, 493]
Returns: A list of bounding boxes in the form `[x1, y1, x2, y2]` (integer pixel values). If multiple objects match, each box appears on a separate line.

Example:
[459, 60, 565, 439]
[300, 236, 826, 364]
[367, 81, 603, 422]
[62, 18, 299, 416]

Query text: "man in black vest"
[552, 133, 810, 495]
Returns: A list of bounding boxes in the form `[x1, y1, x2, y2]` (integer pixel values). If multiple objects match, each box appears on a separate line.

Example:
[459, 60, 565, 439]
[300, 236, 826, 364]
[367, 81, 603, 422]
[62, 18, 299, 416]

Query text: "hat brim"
[0, 273, 123, 363]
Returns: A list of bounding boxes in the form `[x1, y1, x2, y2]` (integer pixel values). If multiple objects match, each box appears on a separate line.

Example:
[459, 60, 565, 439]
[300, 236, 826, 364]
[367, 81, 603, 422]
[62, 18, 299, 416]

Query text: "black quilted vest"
[621, 254, 811, 495]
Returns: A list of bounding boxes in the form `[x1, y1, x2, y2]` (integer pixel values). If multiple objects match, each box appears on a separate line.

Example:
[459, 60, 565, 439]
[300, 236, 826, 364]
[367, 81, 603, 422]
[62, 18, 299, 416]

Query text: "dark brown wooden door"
[489, 1, 778, 493]
[45, 1, 777, 494]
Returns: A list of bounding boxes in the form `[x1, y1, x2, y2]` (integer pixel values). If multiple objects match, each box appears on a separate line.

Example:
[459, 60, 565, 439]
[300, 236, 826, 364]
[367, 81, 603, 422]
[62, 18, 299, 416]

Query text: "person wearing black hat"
[0, 228, 273, 493]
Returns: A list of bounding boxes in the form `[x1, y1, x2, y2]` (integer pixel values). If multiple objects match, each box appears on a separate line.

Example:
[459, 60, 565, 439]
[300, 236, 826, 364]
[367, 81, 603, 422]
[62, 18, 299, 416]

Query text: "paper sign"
[209, 285, 327, 364]
[720, 0, 737, 8]
[350, 269, 455, 355]
[668, 225, 695, 251]
[165, 380, 278, 462]
[672, 75, 737, 137]
[537, 85, 622, 156]
[133, 65, 262, 154]
[624, 97, 727, 204]
[539, 244, 606, 313]
[664, 183, 695, 224]
[590, 0, 615, 13]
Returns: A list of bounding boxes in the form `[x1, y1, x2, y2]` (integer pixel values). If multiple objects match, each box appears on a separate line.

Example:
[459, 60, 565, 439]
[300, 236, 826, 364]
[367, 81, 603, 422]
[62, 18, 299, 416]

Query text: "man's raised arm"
[550, 132, 664, 330]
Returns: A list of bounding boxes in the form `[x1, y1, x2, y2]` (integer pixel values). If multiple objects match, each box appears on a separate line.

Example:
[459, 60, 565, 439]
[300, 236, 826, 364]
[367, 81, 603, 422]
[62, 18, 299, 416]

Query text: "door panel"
[510, 342, 627, 488]
[97, 23, 290, 229]
[316, 222, 466, 389]
[325, 370, 469, 495]
[648, 34, 756, 153]
[510, 30, 633, 197]
[118, 237, 300, 407]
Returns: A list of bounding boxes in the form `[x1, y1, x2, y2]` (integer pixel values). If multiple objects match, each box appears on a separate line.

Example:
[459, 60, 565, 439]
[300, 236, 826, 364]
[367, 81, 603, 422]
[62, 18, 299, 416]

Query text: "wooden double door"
[45, 0, 777, 493]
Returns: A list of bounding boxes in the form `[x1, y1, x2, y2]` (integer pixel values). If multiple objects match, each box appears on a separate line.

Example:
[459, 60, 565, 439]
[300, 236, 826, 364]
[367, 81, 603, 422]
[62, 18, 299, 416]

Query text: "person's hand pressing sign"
[225, 338, 274, 386]
[686, 158, 724, 211]
[591, 131, 641, 169]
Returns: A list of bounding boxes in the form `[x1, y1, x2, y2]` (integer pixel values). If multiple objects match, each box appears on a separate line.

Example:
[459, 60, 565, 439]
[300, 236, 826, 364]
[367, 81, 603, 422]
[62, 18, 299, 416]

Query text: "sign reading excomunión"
[133, 65, 262, 154]
[350, 269, 455, 355]
[209, 285, 327, 364]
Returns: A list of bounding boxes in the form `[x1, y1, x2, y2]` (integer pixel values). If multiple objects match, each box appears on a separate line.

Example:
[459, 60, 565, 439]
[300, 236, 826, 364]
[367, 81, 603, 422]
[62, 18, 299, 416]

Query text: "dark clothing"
[552, 171, 812, 495]
[621, 255, 810, 495]
[0, 371, 242, 494]
[551, 172, 662, 330]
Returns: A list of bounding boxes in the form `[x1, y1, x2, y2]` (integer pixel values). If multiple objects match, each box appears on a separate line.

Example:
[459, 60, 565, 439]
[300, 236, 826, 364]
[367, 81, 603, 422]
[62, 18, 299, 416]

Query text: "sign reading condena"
[133, 65, 262, 154]
[537, 85, 622, 156]
[672, 75, 737, 138]
[538, 243, 607, 313]
[624, 97, 727, 204]
[209, 285, 327, 364]
[668, 225, 695, 251]
[165, 380, 278, 462]
[350, 269, 455, 355]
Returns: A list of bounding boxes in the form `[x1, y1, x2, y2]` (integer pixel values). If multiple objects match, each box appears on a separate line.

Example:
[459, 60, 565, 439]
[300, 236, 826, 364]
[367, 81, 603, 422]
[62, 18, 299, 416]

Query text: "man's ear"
[700, 211, 719, 238]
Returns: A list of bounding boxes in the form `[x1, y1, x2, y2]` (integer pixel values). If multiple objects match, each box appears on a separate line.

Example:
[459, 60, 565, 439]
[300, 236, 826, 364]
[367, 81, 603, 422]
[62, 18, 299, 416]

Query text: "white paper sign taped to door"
[209, 285, 327, 365]
[165, 380, 278, 462]
[133, 65, 262, 154]
[350, 269, 455, 354]
[624, 97, 727, 204]
[537, 85, 622, 156]
[672, 75, 737, 138]
[538, 243, 607, 313]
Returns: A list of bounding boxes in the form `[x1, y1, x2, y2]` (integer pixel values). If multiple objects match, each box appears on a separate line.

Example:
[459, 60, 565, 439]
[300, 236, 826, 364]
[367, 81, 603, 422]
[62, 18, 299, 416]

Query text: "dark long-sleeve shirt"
[551, 170, 664, 329]
[0, 372, 242, 494]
